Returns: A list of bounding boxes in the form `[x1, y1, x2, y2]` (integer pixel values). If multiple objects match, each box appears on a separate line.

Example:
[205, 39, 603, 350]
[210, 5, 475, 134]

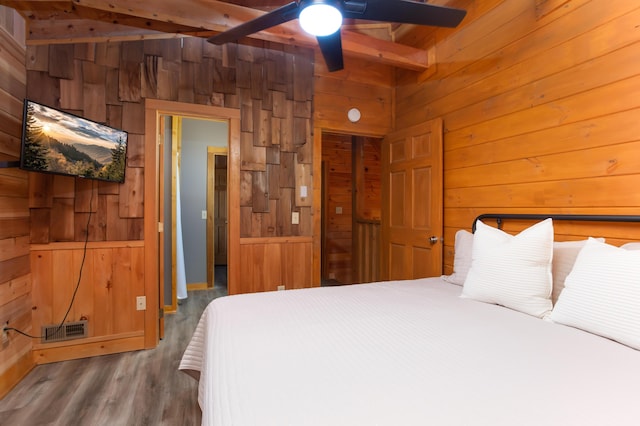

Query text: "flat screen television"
[20, 99, 128, 183]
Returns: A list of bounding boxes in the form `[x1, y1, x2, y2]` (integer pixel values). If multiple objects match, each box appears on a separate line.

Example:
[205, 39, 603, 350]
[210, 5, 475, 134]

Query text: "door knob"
[429, 236, 439, 244]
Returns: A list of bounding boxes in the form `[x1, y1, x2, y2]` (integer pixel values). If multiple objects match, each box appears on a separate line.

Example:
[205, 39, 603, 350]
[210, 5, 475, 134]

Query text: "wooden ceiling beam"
[22, 3, 208, 43]
[26, 19, 177, 44]
[70, 0, 428, 71]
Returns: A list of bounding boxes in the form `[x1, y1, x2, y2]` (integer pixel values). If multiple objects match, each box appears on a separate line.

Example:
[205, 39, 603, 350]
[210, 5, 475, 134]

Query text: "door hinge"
[159, 308, 164, 319]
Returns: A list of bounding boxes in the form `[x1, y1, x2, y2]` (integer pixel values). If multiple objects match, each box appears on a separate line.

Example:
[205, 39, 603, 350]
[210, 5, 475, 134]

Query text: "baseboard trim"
[187, 283, 209, 291]
[33, 334, 145, 365]
[0, 349, 35, 399]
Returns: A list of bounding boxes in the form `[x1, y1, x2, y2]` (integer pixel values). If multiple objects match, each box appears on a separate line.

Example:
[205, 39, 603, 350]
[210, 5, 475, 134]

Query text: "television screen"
[20, 99, 128, 183]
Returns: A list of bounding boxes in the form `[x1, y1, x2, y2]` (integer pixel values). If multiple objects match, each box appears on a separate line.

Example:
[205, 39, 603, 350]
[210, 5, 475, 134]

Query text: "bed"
[180, 214, 640, 426]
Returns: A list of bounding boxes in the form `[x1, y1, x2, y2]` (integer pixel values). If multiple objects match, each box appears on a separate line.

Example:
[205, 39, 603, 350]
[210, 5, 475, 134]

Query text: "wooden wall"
[355, 137, 382, 222]
[239, 237, 313, 292]
[0, 5, 31, 399]
[314, 54, 394, 136]
[322, 133, 353, 283]
[24, 40, 153, 364]
[30, 241, 145, 364]
[313, 53, 393, 285]
[21, 37, 315, 358]
[26, 42, 147, 244]
[395, 0, 640, 273]
[352, 136, 382, 284]
[236, 44, 315, 240]
[26, 39, 314, 242]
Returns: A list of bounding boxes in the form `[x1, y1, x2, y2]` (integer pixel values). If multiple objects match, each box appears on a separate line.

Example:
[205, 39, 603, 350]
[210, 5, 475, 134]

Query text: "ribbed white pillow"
[461, 218, 554, 318]
[442, 229, 474, 286]
[551, 238, 640, 350]
[620, 242, 640, 250]
[551, 238, 605, 305]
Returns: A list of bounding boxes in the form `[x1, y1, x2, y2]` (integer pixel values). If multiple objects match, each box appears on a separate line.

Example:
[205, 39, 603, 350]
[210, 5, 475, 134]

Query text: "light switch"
[201, 210, 207, 220]
[300, 185, 308, 197]
[136, 296, 146, 311]
[336, 206, 342, 214]
[292, 212, 300, 224]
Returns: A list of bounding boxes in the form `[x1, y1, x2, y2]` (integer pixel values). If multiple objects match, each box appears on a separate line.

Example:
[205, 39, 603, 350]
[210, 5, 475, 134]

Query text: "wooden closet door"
[381, 118, 444, 280]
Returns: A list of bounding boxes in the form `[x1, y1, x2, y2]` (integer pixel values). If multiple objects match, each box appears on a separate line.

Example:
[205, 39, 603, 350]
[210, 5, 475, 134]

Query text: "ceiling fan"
[207, 0, 467, 72]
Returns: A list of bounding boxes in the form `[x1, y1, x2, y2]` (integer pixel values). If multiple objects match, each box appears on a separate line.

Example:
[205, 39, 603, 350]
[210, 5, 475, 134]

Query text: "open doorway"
[321, 132, 382, 286]
[161, 115, 229, 313]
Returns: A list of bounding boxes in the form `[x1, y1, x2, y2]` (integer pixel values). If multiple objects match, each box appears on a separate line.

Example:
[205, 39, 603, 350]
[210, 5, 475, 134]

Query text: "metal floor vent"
[41, 320, 88, 343]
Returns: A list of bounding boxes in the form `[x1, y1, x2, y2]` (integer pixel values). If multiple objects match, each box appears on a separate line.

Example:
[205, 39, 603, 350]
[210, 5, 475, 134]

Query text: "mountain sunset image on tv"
[20, 99, 128, 183]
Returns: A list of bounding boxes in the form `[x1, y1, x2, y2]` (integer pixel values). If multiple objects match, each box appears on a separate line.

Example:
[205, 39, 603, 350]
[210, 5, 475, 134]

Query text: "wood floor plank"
[0, 285, 224, 426]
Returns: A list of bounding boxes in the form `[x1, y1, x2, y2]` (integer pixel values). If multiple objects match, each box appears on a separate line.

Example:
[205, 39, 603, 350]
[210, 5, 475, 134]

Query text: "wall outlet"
[300, 185, 308, 197]
[336, 206, 342, 214]
[136, 296, 146, 311]
[277, 285, 285, 291]
[291, 212, 300, 225]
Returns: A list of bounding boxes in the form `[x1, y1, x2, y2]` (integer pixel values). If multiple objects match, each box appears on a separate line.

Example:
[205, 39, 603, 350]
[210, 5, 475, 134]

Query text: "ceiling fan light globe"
[299, 4, 342, 37]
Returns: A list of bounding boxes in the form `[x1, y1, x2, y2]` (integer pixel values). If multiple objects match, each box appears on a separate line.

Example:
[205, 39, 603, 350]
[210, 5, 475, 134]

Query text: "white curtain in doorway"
[176, 170, 188, 300]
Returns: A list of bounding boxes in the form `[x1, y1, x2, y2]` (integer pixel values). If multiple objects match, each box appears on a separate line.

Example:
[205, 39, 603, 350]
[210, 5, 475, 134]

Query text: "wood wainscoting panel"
[30, 241, 145, 364]
[353, 220, 381, 284]
[237, 237, 314, 294]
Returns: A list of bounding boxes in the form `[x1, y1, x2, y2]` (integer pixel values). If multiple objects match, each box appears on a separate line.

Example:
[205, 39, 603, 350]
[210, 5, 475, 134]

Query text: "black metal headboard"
[472, 213, 640, 233]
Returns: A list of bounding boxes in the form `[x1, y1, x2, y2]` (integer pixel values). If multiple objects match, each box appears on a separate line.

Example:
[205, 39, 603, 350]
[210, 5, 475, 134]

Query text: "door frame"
[144, 99, 240, 347]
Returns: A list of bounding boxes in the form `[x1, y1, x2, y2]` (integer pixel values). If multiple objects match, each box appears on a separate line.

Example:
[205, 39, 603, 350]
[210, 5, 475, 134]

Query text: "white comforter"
[180, 278, 640, 426]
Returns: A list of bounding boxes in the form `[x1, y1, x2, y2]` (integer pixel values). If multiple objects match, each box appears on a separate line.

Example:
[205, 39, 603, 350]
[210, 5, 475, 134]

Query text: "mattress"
[180, 277, 640, 426]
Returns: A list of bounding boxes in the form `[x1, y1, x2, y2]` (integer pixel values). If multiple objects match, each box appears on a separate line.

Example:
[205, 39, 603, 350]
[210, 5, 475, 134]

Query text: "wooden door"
[381, 118, 443, 280]
[214, 155, 228, 265]
[207, 148, 228, 288]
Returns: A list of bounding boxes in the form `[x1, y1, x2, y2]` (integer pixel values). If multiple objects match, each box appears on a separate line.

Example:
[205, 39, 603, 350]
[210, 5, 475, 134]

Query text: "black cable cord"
[3, 180, 95, 340]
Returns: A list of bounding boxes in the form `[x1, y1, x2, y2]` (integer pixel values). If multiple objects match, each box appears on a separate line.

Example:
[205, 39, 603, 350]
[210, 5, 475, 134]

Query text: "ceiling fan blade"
[342, 0, 466, 28]
[208, 1, 300, 45]
[317, 32, 344, 72]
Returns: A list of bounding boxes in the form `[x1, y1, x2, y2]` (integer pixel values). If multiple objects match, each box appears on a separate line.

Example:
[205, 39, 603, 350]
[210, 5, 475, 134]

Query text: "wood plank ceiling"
[2, 0, 430, 71]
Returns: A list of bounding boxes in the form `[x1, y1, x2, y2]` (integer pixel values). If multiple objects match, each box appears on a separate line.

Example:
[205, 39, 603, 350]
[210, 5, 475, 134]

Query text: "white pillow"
[620, 242, 640, 250]
[551, 238, 640, 350]
[552, 238, 604, 305]
[442, 229, 473, 285]
[461, 218, 554, 318]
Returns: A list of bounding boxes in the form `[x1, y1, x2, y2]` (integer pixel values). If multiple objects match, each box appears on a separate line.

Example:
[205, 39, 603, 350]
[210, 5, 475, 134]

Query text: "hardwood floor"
[0, 285, 225, 426]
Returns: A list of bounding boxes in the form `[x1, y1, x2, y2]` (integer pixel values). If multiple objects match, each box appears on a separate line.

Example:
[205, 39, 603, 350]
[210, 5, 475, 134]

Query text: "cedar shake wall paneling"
[26, 38, 315, 242]
[394, 0, 640, 273]
[22, 37, 315, 362]
[0, 6, 32, 399]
